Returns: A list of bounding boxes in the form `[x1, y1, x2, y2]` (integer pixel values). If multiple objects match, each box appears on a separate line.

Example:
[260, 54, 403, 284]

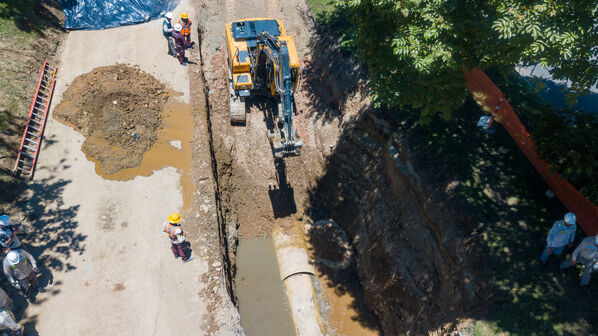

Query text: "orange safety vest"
[178, 18, 191, 36]
[163, 222, 182, 241]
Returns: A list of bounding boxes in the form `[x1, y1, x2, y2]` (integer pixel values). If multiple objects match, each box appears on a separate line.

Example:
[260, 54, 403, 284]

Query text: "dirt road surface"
[18, 1, 242, 334]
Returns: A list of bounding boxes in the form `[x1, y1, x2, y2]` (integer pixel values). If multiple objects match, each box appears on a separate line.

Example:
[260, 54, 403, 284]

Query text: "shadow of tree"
[307, 90, 598, 335]
[0, 0, 64, 36]
[299, 9, 367, 124]
[18, 176, 86, 271]
[0, 175, 85, 333]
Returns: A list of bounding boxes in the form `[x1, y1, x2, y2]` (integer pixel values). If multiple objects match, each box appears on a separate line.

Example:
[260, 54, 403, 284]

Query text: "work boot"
[183, 255, 194, 263]
[36, 286, 46, 293]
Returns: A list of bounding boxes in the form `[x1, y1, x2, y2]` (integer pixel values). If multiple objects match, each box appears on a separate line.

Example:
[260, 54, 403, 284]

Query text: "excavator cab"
[225, 18, 303, 158]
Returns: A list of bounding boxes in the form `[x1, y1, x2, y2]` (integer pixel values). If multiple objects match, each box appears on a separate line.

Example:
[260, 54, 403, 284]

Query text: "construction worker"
[178, 12, 192, 45]
[540, 212, 576, 264]
[162, 12, 177, 57]
[0, 286, 21, 334]
[172, 23, 191, 65]
[163, 213, 193, 262]
[0, 308, 23, 335]
[3, 249, 43, 302]
[560, 235, 598, 286]
[0, 215, 21, 251]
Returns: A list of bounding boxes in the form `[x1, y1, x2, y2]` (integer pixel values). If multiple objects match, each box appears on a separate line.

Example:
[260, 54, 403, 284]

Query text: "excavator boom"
[225, 18, 302, 158]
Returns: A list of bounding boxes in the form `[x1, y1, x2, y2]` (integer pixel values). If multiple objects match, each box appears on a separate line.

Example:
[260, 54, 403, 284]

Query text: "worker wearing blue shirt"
[540, 212, 576, 264]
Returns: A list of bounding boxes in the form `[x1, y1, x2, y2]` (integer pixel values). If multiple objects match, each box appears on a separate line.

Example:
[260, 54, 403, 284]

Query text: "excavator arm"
[257, 32, 302, 158]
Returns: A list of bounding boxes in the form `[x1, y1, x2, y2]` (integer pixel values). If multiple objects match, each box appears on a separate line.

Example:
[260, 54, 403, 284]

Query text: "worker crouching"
[172, 23, 191, 65]
[163, 213, 193, 262]
[560, 235, 598, 286]
[3, 249, 43, 303]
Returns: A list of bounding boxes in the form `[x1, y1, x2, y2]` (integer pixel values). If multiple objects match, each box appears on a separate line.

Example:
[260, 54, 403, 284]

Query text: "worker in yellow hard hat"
[163, 213, 193, 262]
[178, 12, 192, 45]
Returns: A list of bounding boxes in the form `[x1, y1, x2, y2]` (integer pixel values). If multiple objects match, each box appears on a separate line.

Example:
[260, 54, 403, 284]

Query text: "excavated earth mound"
[54, 64, 169, 174]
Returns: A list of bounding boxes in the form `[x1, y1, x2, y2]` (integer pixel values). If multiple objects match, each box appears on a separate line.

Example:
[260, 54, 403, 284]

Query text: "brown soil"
[53, 64, 170, 174]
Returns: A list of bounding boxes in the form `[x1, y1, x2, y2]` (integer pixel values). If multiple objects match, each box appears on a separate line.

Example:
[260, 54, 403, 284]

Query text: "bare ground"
[195, 0, 384, 334]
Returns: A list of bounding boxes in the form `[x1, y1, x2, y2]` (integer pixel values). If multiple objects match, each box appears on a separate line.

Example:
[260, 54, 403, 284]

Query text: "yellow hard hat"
[168, 213, 182, 224]
[181, 12, 189, 19]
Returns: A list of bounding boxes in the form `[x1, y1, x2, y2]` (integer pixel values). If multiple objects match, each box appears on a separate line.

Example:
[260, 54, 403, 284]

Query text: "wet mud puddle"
[236, 237, 295, 336]
[315, 272, 382, 336]
[88, 101, 194, 210]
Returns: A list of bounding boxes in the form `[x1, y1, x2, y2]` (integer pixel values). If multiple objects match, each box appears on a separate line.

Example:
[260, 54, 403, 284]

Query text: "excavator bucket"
[229, 96, 246, 124]
[268, 130, 303, 159]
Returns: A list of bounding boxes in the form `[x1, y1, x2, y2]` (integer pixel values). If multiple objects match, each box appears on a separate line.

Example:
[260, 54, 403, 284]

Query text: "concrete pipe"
[273, 227, 324, 336]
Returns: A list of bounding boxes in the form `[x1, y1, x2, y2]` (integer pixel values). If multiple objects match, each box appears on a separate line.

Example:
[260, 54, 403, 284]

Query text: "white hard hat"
[0, 215, 11, 228]
[564, 212, 576, 225]
[165, 12, 173, 19]
[6, 251, 19, 265]
[174, 23, 182, 31]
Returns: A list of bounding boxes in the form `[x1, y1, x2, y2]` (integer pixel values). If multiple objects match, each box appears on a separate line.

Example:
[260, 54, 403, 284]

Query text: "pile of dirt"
[54, 64, 169, 174]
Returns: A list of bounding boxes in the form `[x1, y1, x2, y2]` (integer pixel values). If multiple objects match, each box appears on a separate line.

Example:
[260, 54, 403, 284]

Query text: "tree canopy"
[342, 0, 598, 119]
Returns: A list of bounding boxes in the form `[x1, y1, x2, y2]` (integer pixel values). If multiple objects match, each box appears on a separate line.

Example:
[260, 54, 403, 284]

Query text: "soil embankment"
[308, 109, 489, 334]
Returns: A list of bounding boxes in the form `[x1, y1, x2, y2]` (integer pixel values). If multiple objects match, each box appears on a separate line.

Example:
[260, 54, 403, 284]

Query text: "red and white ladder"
[13, 61, 57, 179]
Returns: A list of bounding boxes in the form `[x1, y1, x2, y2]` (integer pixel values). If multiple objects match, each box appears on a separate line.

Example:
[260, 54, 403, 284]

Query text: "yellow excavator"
[225, 18, 303, 158]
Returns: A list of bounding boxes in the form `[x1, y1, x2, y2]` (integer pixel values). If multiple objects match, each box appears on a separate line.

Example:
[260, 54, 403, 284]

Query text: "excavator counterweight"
[225, 18, 303, 158]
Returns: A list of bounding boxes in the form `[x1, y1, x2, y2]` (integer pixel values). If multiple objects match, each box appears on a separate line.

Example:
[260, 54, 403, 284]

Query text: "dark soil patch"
[53, 64, 170, 174]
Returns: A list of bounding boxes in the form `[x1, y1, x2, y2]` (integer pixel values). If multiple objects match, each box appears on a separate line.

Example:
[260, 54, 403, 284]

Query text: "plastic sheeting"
[61, 0, 180, 30]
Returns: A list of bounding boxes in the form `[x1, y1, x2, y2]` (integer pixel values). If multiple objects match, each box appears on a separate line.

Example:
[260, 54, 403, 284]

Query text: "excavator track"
[227, 63, 246, 124]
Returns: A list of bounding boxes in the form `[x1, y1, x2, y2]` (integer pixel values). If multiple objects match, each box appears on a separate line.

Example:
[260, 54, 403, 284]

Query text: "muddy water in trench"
[87, 101, 194, 210]
[315, 272, 382, 336]
[236, 237, 295, 336]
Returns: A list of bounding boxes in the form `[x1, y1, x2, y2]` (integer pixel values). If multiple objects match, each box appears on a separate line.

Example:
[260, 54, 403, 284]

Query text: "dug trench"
[196, 7, 490, 336]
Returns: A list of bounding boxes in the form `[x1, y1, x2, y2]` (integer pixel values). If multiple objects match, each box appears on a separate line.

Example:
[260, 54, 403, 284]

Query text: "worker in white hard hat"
[540, 212, 577, 264]
[560, 235, 598, 286]
[0, 215, 21, 251]
[172, 23, 191, 65]
[163, 213, 193, 262]
[3, 249, 43, 302]
[162, 12, 177, 56]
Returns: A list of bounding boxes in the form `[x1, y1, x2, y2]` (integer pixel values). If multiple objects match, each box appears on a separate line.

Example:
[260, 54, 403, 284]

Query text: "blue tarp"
[61, 0, 180, 30]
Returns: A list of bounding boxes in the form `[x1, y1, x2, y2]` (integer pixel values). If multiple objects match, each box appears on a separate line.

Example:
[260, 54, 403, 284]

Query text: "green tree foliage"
[342, 0, 598, 119]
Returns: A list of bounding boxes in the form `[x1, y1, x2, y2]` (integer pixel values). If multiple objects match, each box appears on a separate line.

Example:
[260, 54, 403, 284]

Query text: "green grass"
[306, 0, 337, 17]
[0, 0, 62, 208]
[0, 1, 47, 118]
[0, 1, 45, 48]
